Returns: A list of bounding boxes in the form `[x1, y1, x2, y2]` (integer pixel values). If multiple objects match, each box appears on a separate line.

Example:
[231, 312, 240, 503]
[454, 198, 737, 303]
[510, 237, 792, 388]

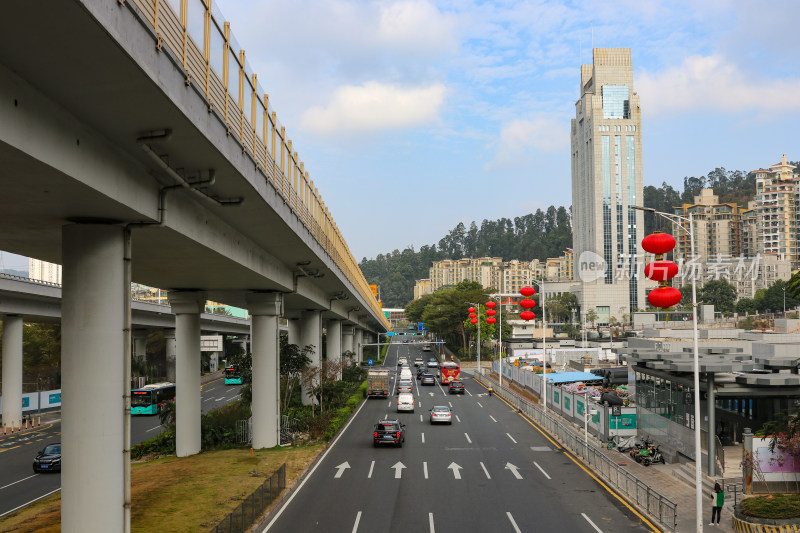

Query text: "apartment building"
[673, 188, 743, 264]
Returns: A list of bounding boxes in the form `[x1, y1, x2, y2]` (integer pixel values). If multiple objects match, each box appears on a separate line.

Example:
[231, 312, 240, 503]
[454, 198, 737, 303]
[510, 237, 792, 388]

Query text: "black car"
[449, 380, 465, 394]
[421, 373, 435, 385]
[373, 420, 405, 447]
[33, 442, 61, 473]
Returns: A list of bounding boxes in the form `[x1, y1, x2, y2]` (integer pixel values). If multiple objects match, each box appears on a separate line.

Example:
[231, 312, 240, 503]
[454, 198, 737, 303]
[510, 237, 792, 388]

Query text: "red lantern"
[642, 232, 676, 255]
[486, 309, 496, 316]
[468, 307, 476, 313]
[486, 317, 496, 324]
[519, 310, 536, 321]
[647, 287, 682, 308]
[644, 260, 678, 281]
[520, 286, 535, 297]
[485, 301, 496, 309]
[519, 298, 535, 309]
[470, 318, 478, 324]
[469, 312, 477, 319]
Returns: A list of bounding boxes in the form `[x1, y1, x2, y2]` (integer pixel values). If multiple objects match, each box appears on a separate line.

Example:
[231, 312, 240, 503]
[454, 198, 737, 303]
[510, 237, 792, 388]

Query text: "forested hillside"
[363, 163, 794, 308]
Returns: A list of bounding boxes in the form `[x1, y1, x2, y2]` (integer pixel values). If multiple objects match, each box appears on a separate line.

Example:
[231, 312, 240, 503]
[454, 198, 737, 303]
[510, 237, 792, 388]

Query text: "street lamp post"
[634, 205, 702, 533]
[529, 279, 548, 414]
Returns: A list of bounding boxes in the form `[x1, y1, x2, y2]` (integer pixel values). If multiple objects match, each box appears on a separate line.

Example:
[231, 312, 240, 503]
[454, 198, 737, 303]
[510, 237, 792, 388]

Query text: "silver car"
[397, 379, 413, 393]
[429, 405, 452, 425]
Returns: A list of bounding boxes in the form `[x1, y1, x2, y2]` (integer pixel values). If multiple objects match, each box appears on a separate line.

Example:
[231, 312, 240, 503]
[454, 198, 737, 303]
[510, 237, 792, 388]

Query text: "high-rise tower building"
[571, 48, 645, 322]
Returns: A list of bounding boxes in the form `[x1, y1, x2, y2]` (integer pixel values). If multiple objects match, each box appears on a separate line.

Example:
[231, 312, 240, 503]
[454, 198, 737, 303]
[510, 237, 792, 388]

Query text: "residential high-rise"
[673, 188, 743, 264]
[29, 258, 62, 284]
[571, 48, 645, 322]
[753, 155, 798, 269]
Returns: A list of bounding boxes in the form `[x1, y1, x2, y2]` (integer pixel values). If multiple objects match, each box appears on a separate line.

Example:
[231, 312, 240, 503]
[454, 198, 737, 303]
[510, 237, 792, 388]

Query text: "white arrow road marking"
[480, 462, 491, 479]
[464, 433, 472, 444]
[505, 463, 522, 479]
[448, 462, 463, 480]
[334, 462, 350, 479]
[582, 513, 603, 532]
[352, 511, 362, 533]
[506, 512, 522, 533]
[477, 401, 483, 408]
[506, 433, 517, 444]
[392, 461, 406, 479]
[423, 461, 428, 479]
[477, 393, 487, 397]
[429, 392, 435, 397]
[367, 460, 375, 479]
[490, 415, 498, 423]
[534, 461, 551, 479]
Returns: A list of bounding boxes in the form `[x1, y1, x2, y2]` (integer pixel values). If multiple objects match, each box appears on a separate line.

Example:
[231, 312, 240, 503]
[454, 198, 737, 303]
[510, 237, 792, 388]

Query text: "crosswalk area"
[330, 458, 551, 482]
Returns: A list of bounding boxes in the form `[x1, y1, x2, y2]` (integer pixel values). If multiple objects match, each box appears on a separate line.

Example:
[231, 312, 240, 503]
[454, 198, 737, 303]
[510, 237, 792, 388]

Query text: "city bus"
[131, 382, 175, 415]
[224, 365, 243, 385]
[439, 361, 460, 384]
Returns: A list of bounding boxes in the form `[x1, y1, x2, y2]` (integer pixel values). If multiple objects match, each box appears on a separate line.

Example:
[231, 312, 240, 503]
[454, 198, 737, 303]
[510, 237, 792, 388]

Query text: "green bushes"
[132, 429, 176, 459]
[741, 494, 800, 518]
[324, 383, 366, 440]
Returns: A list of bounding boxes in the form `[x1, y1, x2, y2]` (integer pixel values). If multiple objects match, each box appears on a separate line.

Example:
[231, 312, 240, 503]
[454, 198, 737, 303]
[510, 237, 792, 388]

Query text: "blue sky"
[3, 0, 799, 272]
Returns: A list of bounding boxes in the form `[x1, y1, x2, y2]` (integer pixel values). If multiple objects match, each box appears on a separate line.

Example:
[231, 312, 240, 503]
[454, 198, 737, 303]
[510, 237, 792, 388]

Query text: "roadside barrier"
[211, 463, 286, 533]
[476, 374, 678, 532]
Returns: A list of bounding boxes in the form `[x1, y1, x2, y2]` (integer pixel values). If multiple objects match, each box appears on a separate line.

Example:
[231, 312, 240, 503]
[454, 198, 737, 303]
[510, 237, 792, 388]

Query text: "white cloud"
[484, 115, 569, 171]
[300, 81, 447, 135]
[638, 54, 800, 116]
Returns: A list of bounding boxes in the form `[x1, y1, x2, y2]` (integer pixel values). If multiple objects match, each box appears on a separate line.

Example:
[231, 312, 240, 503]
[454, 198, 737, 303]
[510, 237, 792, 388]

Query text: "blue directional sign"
[387, 332, 396, 336]
[367, 359, 374, 366]
[417, 322, 426, 331]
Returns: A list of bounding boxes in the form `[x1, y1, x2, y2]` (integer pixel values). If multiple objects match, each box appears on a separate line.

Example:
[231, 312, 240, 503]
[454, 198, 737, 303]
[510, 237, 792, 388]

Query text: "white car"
[396, 393, 415, 412]
[429, 405, 452, 424]
[398, 357, 408, 367]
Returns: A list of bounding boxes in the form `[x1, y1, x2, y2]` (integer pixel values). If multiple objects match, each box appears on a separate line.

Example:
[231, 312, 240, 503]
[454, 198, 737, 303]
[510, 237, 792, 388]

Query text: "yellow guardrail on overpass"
[128, 0, 387, 328]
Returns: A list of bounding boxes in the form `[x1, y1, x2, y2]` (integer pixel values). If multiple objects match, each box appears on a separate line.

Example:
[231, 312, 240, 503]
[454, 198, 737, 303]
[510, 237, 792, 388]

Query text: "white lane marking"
[384, 414, 388, 419]
[477, 402, 483, 408]
[0, 488, 61, 519]
[490, 415, 498, 423]
[368, 461, 375, 479]
[465, 389, 473, 396]
[352, 511, 362, 533]
[421, 432, 425, 444]
[533, 461, 552, 479]
[506, 512, 522, 533]
[216, 397, 226, 401]
[392, 461, 406, 479]
[480, 462, 491, 479]
[429, 512, 435, 533]
[419, 414, 423, 422]
[387, 401, 391, 408]
[581, 513, 603, 532]
[423, 461, 428, 479]
[203, 397, 214, 402]
[506, 433, 517, 444]
[334, 462, 350, 479]
[505, 463, 522, 479]
[262, 398, 369, 531]
[464, 433, 472, 444]
[146, 426, 161, 432]
[455, 415, 461, 423]
[418, 401, 422, 407]
[0, 474, 38, 491]
[227, 395, 240, 401]
[448, 462, 462, 480]
[448, 401, 453, 407]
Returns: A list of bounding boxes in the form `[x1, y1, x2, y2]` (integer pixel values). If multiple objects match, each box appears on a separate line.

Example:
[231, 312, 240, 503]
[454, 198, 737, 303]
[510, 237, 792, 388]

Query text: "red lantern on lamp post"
[642, 231, 681, 310]
[470, 318, 478, 324]
[486, 317, 496, 324]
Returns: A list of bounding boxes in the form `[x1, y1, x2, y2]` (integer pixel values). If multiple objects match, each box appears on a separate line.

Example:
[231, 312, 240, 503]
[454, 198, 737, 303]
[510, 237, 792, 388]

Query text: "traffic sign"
[387, 332, 396, 336]
[367, 359, 374, 366]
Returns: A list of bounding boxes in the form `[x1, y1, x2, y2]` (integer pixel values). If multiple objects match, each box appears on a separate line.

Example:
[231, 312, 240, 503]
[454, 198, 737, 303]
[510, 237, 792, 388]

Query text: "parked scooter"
[629, 436, 653, 461]
[642, 445, 665, 466]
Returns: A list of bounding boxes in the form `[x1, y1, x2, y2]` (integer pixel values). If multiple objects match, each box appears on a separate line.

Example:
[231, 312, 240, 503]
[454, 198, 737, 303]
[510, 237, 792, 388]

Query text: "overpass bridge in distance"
[0, 1, 387, 530]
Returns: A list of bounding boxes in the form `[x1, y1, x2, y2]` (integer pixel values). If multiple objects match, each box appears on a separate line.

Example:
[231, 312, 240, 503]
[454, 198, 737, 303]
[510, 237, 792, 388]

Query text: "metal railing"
[123, 0, 386, 328]
[236, 415, 309, 446]
[475, 374, 678, 532]
[211, 463, 286, 533]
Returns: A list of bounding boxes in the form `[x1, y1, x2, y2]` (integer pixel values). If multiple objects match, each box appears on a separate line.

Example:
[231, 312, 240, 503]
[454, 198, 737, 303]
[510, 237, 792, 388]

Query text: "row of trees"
[676, 279, 800, 315]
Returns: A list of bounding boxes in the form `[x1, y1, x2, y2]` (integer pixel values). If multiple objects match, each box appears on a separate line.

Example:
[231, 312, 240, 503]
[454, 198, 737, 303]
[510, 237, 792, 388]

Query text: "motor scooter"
[487, 385, 494, 397]
[642, 445, 665, 466]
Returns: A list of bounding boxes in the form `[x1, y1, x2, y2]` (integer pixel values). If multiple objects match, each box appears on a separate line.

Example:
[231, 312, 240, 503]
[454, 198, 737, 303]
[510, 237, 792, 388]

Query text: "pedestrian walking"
[710, 482, 724, 526]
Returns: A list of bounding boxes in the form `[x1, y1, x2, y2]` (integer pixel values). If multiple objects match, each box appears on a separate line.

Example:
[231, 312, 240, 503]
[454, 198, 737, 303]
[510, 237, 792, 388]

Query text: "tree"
[756, 280, 799, 313]
[279, 337, 313, 411]
[585, 309, 598, 330]
[699, 279, 737, 313]
[736, 298, 757, 315]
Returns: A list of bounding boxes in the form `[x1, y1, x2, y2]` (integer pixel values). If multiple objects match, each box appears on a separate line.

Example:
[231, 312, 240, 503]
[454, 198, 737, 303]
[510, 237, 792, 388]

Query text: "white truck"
[367, 369, 390, 398]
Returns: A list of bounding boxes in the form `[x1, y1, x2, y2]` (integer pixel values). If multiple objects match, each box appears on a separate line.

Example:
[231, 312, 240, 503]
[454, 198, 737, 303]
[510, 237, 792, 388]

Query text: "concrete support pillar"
[61, 223, 126, 532]
[342, 326, 354, 359]
[133, 331, 148, 363]
[164, 329, 177, 383]
[168, 291, 206, 457]
[354, 328, 363, 362]
[299, 310, 322, 405]
[287, 318, 300, 346]
[247, 292, 283, 449]
[326, 319, 343, 379]
[2, 315, 23, 430]
[707, 372, 717, 476]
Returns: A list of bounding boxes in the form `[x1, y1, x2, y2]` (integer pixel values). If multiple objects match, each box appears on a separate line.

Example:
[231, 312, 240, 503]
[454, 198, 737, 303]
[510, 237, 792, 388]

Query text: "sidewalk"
[472, 369, 737, 532]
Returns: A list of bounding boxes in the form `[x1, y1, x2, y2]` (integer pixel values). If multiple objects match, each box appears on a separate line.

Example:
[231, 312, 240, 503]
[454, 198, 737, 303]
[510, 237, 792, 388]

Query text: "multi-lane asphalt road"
[0, 376, 241, 518]
[262, 340, 654, 533]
